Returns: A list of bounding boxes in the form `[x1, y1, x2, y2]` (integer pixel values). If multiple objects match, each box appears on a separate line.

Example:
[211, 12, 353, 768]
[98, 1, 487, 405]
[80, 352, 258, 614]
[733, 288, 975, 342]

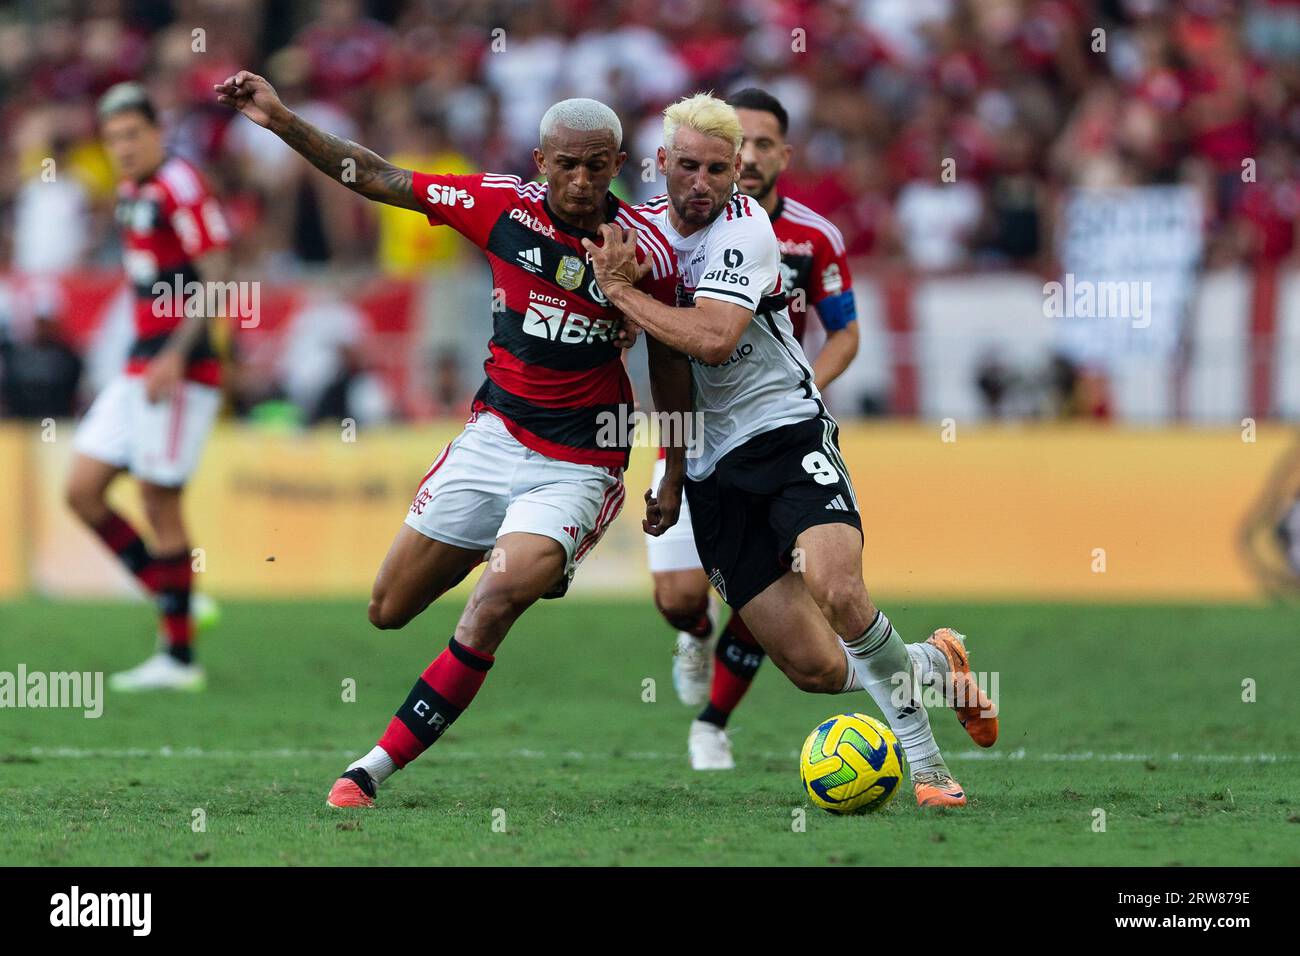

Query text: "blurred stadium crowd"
[1, 0, 1299, 422]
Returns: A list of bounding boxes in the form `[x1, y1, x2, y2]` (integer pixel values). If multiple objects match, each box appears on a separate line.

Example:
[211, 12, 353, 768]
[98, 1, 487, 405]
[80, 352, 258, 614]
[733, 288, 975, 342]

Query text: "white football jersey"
[638, 191, 823, 479]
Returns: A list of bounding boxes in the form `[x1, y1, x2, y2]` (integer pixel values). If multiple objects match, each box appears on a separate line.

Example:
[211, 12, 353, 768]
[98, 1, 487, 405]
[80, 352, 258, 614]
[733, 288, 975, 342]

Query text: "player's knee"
[469, 587, 531, 631]
[368, 595, 412, 631]
[818, 575, 872, 632]
[654, 587, 708, 632]
[64, 480, 102, 524]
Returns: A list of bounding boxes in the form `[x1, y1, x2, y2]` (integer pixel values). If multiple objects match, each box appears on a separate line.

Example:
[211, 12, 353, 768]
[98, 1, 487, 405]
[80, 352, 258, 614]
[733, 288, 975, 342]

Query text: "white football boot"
[672, 632, 715, 706]
[109, 651, 206, 692]
[688, 719, 735, 770]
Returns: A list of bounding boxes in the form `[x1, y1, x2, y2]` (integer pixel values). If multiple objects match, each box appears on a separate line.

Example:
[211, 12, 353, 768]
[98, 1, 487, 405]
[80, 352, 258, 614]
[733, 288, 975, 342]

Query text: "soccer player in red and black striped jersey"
[215, 72, 690, 808]
[66, 83, 231, 692]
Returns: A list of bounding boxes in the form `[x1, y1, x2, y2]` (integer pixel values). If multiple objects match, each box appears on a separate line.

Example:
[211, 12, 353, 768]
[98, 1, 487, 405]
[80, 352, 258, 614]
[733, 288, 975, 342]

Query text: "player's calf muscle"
[740, 578, 847, 693]
[454, 533, 565, 653]
[454, 587, 530, 654]
[140, 484, 188, 553]
[754, 633, 844, 693]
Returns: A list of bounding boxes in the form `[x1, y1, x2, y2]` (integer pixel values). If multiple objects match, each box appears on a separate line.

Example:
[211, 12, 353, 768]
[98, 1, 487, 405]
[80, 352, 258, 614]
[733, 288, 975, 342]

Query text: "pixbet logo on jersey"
[509, 207, 557, 239]
[522, 291, 617, 345]
[425, 183, 475, 209]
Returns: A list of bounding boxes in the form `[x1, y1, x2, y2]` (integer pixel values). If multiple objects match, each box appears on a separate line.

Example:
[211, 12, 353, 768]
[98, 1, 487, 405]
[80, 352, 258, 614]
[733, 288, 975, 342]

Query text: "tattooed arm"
[214, 71, 419, 211]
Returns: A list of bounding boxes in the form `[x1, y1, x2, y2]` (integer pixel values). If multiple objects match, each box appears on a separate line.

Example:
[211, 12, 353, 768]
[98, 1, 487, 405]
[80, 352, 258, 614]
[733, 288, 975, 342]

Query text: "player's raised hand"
[643, 481, 681, 537]
[582, 224, 651, 295]
[213, 71, 289, 129]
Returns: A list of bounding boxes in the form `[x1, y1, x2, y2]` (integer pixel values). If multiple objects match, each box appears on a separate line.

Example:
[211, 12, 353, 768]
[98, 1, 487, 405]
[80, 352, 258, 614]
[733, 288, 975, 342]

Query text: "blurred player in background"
[642, 89, 869, 769]
[592, 94, 996, 806]
[1241, 432, 1300, 597]
[65, 83, 230, 692]
[215, 71, 688, 809]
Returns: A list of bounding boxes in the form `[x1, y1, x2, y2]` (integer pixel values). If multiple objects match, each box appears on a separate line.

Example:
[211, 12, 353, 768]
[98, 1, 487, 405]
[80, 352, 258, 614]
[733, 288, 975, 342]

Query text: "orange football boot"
[927, 627, 998, 747]
[913, 769, 967, 807]
[326, 769, 376, 809]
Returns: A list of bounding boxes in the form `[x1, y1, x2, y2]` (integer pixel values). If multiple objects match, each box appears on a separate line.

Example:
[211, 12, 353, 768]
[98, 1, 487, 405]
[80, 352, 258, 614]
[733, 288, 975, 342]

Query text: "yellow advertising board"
[0, 425, 28, 597]
[15, 420, 1300, 602]
[846, 424, 1296, 601]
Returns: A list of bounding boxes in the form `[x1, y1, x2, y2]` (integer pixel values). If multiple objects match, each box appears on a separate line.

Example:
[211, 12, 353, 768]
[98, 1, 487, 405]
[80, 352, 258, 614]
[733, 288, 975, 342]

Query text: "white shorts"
[73, 374, 221, 487]
[645, 455, 704, 573]
[405, 410, 625, 576]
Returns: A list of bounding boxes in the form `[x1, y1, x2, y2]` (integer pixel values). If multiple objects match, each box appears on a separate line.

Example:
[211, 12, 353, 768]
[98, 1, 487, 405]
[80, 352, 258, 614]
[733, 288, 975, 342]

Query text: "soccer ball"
[799, 713, 905, 814]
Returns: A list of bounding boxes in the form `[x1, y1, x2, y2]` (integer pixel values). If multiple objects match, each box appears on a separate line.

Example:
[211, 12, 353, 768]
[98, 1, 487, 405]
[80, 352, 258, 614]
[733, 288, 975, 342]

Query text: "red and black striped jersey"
[769, 196, 854, 343]
[115, 156, 229, 385]
[412, 171, 677, 468]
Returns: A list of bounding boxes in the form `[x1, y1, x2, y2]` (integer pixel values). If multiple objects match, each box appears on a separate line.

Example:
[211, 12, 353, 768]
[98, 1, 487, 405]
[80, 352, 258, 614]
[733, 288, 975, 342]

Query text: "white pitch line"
[12, 746, 1297, 764]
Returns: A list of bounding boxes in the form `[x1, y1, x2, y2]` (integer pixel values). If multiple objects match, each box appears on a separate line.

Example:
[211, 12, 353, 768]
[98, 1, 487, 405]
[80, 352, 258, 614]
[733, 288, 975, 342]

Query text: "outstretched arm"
[214, 71, 419, 211]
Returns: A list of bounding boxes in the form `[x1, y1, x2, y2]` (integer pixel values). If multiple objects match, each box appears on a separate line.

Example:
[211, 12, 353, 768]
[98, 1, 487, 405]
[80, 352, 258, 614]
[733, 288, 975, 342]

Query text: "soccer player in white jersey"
[585, 94, 998, 807]
[641, 88, 873, 770]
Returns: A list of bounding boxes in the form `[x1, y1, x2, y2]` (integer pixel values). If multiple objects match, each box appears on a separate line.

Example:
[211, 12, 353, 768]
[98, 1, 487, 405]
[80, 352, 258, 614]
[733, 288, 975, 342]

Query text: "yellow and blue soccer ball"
[799, 713, 905, 814]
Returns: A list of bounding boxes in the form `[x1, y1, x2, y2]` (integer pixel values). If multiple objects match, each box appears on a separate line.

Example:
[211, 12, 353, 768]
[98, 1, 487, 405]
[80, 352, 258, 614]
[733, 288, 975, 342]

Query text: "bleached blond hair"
[663, 92, 743, 154]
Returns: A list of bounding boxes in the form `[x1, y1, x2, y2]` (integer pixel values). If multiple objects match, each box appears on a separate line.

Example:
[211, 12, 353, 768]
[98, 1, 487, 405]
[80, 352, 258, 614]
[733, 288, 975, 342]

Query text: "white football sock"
[841, 638, 937, 694]
[843, 610, 947, 777]
[838, 640, 864, 692]
[348, 745, 397, 786]
[906, 641, 948, 688]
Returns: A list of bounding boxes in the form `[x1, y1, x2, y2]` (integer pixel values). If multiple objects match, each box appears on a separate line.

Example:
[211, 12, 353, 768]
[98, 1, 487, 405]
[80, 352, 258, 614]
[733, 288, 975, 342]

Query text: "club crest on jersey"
[588, 278, 609, 305]
[556, 255, 585, 291]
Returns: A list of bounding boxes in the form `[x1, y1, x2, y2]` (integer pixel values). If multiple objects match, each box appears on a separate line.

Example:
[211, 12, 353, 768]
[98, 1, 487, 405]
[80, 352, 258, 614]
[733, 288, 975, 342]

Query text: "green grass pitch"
[0, 597, 1296, 866]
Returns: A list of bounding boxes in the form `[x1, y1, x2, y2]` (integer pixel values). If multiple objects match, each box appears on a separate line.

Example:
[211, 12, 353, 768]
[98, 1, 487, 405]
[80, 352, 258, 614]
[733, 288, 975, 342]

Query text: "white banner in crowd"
[1056, 185, 1204, 419]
